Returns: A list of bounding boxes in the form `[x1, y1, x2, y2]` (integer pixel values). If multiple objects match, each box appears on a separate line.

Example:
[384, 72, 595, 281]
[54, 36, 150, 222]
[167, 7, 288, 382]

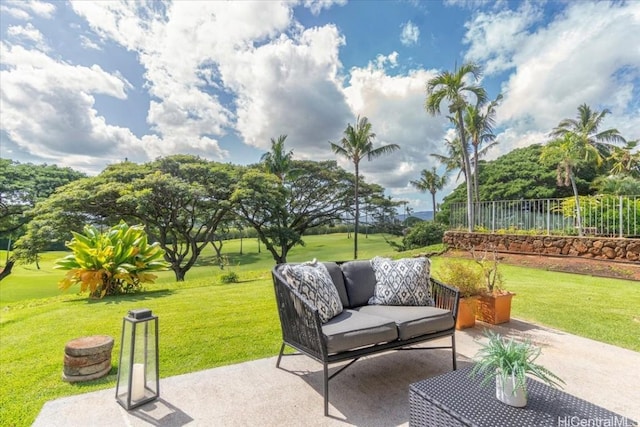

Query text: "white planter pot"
[496, 374, 527, 407]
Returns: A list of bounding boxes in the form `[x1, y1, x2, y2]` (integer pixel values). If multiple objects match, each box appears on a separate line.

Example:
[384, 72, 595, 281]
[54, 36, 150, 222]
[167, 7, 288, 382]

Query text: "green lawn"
[0, 233, 638, 426]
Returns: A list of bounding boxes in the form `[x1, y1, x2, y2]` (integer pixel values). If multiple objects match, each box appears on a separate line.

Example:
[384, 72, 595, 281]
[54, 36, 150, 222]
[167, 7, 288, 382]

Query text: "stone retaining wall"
[443, 231, 640, 262]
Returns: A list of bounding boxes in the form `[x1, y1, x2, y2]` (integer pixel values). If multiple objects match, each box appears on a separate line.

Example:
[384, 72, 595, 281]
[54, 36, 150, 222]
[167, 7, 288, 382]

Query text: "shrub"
[220, 271, 239, 283]
[436, 260, 483, 298]
[55, 222, 169, 298]
[402, 222, 447, 249]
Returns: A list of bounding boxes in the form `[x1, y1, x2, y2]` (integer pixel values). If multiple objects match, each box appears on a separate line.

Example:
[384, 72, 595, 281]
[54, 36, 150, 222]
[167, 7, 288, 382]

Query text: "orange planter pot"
[455, 297, 478, 330]
[476, 292, 514, 324]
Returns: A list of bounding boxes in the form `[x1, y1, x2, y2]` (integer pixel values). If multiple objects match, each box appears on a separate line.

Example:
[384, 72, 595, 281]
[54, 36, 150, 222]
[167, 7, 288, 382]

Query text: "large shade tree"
[22, 156, 237, 281]
[330, 115, 399, 259]
[233, 160, 354, 263]
[426, 63, 487, 231]
[410, 167, 448, 217]
[0, 160, 85, 279]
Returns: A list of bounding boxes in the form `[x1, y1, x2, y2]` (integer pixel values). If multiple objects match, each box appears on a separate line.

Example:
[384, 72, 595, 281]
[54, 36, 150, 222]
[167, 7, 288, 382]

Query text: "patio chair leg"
[276, 342, 286, 368]
[451, 334, 457, 370]
[323, 362, 329, 416]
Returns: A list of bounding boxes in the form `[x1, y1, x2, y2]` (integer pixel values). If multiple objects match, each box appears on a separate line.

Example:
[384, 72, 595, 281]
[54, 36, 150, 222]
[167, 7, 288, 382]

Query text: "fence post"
[492, 201, 496, 233]
[546, 199, 550, 236]
[619, 195, 623, 238]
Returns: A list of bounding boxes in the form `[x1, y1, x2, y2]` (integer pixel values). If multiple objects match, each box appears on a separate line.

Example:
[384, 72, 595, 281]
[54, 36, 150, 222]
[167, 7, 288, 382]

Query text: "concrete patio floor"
[33, 319, 640, 426]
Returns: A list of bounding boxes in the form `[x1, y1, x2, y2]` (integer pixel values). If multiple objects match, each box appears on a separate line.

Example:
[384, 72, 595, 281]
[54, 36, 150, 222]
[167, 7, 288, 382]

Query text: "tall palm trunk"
[354, 163, 360, 259]
[473, 145, 480, 202]
[456, 110, 474, 232]
[569, 172, 583, 237]
[431, 191, 437, 217]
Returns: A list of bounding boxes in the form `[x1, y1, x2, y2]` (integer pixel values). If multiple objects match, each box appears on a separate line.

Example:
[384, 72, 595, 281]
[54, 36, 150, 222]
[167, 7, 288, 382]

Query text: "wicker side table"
[409, 367, 636, 427]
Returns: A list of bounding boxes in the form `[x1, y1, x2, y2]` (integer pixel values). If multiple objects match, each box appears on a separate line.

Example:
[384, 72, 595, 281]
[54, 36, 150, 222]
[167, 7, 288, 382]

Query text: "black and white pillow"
[282, 260, 343, 323]
[369, 256, 433, 306]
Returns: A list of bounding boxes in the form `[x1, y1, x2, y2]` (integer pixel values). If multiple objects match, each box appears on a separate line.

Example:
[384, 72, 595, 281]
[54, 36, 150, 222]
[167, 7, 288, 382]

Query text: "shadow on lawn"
[62, 289, 176, 305]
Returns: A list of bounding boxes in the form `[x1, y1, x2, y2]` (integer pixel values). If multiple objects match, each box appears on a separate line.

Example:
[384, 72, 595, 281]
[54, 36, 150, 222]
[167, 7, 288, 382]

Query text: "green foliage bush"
[403, 221, 447, 249]
[436, 260, 484, 298]
[220, 271, 239, 283]
[55, 222, 169, 298]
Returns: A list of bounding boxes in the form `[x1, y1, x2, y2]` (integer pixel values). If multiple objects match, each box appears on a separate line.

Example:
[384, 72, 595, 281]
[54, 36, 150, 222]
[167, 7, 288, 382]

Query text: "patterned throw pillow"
[368, 256, 433, 306]
[281, 260, 343, 323]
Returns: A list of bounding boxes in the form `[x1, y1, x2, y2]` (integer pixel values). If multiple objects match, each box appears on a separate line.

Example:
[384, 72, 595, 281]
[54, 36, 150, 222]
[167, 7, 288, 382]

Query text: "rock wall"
[443, 231, 640, 263]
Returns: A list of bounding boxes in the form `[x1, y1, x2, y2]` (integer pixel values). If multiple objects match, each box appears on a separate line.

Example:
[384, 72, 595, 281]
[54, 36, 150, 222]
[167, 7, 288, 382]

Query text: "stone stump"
[62, 335, 114, 382]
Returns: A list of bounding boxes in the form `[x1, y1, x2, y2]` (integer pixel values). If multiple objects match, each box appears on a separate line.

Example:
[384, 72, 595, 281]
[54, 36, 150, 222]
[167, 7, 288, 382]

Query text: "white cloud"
[79, 35, 101, 50]
[70, 1, 300, 162]
[226, 25, 351, 158]
[0, 5, 30, 20]
[303, 0, 347, 16]
[1, 0, 55, 20]
[7, 23, 48, 51]
[21, 0, 55, 18]
[400, 20, 420, 46]
[463, 3, 542, 74]
[0, 42, 145, 171]
[495, 2, 640, 137]
[343, 59, 449, 193]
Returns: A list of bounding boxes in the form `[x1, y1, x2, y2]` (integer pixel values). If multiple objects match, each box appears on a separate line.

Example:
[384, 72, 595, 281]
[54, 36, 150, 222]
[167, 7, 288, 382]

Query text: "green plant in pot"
[437, 260, 483, 329]
[471, 331, 565, 407]
[470, 246, 514, 325]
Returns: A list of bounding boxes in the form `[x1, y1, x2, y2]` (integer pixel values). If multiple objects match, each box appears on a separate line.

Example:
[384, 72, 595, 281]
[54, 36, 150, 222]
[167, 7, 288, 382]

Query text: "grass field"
[1, 233, 638, 426]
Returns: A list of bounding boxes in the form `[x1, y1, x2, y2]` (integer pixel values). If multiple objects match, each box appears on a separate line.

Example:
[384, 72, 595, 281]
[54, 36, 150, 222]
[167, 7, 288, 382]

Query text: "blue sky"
[1, 0, 638, 211]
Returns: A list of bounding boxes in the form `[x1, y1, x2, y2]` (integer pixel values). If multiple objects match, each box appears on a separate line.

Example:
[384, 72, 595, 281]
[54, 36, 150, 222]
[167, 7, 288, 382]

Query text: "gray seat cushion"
[340, 261, 377, 308]
[322, 309, 398, 354]
[354, 305, 454, 341]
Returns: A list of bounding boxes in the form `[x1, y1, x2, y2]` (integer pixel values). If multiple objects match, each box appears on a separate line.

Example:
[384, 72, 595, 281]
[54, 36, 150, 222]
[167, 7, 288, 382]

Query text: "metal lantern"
[115, 308, 159, 410]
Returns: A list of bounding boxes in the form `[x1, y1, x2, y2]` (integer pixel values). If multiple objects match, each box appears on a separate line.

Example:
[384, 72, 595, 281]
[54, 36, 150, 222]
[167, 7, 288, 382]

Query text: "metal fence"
[450, 195, 640, 238]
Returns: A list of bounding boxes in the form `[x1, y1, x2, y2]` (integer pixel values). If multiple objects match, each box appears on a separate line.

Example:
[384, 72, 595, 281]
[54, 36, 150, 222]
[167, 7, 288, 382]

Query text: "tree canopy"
[233, 160, 355, 263]
[0, 159, 85, 237]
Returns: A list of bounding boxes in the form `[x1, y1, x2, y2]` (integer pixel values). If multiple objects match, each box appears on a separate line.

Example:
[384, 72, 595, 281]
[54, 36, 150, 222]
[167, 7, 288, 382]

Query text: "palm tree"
[550, 103, 625, 159]
[426, 63, 487, 231]
[330, 116, 400, 259]
[608, 140, 639, 178]
[541, 133, 604, 236]
[431, 137, 465, 180]
[410, 167, 448, 217]
[544, 104, 626, 236]
[464, 94, 502, 202]
[260, 135, 293, 183]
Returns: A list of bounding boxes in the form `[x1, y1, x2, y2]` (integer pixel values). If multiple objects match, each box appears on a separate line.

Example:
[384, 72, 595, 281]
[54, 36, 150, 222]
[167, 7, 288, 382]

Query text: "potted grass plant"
[471, 247, 514, 325]
[471, 331, 564, 407]
[437, 260, 483, 330]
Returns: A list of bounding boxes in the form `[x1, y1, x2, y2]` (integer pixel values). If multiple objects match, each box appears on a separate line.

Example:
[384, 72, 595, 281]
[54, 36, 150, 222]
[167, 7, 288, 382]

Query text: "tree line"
[1, 152, 403, 281]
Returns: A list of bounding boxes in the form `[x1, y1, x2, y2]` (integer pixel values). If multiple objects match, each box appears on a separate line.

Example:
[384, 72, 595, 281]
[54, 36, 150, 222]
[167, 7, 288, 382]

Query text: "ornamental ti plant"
[55, 222, 169, 298]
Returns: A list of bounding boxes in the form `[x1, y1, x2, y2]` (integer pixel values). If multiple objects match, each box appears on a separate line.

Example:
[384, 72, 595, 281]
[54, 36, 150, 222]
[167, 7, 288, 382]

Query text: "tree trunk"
[173, 267, 186, 281]
[354, 162, 360, 260]
[473, 144, 480, 203]
[431, 191, 437, 218]
[456, 110, 474, 232]
[570, 173, 583, 237]
[0, 258, 15, 281]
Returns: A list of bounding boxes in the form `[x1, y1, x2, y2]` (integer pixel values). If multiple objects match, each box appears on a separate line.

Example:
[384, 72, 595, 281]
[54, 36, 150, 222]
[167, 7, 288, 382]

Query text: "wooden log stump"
[62, 335, 114, 383]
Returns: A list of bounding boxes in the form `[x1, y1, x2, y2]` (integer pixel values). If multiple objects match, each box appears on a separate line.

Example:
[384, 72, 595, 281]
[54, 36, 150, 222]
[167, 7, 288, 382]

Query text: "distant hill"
[398, 211, 433, 221]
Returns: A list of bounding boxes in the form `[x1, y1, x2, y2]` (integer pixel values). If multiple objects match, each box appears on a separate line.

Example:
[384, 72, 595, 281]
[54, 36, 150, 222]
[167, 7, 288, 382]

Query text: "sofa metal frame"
[272, 264, 460, 416]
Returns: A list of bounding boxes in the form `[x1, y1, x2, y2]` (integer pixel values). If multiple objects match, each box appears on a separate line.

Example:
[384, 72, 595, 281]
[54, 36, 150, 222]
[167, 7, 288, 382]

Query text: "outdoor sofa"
[272, 256, 460, 415]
